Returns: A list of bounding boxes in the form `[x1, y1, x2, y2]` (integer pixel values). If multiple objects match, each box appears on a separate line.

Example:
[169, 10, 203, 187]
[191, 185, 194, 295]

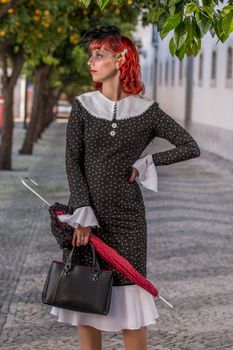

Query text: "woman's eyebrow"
[89, 49, 103, 55]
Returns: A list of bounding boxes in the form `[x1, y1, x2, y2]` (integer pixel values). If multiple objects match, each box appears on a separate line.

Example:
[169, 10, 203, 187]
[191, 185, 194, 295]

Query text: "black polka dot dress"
[50, 90, 200, 331]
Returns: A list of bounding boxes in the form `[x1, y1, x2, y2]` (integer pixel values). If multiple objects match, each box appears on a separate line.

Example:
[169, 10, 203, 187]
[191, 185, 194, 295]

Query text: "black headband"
[78, 25, 121, 48]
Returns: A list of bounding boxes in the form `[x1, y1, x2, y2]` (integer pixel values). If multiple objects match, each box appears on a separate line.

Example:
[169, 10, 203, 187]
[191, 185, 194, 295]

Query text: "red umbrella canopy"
[89, 234, 158, 297]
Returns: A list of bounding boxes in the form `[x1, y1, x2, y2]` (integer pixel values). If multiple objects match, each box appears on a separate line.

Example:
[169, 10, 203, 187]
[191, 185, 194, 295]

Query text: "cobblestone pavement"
[0, 121, 233, 350]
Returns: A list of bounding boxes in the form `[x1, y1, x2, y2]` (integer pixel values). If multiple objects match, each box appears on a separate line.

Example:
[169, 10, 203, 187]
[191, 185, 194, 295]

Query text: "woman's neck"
[101, 79, 131, 101]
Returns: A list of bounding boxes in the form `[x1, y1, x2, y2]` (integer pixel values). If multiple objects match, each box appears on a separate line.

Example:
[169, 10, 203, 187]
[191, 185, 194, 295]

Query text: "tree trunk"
[43, 88, 60, 129]
[23, 77, 28, 130]
[0, 53, 24, 170]
[19, 65, 50, 154]
[33, 75, 58, 141]
[33, 96, 46, 142]
[35, 85, 61, 140]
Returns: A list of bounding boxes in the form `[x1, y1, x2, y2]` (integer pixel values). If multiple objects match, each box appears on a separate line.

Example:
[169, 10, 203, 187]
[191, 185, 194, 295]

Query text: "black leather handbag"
[42, 242, 113, 315]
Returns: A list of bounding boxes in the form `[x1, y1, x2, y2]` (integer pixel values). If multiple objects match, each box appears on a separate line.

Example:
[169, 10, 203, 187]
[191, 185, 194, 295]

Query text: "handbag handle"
[50, 242, 103, 304]
[64, 241, 101, 276]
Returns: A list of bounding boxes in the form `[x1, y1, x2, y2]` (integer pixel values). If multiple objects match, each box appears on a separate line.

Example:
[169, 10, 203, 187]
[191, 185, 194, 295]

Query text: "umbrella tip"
[158, 295, 174, 309]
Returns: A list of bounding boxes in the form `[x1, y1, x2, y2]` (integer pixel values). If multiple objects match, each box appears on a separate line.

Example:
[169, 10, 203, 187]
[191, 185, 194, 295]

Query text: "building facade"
[134, 17, 233, 162]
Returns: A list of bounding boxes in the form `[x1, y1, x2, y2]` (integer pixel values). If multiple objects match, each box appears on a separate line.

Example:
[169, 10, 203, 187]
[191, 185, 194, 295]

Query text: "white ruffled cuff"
[57, 206, 100, 228]
[132, 154, 158, 192]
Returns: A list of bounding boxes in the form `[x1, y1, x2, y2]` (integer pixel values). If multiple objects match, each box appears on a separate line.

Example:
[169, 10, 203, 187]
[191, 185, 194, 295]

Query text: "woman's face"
[87, 46, 119, 82]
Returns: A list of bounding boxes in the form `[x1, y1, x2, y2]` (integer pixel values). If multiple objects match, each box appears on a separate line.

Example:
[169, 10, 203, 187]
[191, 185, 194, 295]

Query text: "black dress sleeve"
[65, 98, 90, 210]
[151, 103, 201, 166]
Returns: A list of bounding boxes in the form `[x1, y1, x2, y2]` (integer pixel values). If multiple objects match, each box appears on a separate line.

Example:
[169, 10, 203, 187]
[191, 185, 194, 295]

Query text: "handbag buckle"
[64, 264, 71, 275]
[92, 270, 99, 281]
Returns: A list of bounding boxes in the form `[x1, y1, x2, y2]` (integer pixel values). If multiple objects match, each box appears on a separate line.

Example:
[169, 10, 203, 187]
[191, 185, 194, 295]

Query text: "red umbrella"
[89, 234, 159, 297]
[21, 177, 173, 309]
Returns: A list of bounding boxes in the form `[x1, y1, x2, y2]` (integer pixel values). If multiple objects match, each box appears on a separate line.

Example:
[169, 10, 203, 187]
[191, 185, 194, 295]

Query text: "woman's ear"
[116, 56, 126, 70]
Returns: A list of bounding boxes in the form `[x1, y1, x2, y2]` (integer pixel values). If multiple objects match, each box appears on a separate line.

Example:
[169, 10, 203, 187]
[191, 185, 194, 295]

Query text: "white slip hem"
[50, 284, 159, 332]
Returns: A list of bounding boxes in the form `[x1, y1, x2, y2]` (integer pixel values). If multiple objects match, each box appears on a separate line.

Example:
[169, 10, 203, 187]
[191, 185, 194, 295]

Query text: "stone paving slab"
[0, 121, 233, 349]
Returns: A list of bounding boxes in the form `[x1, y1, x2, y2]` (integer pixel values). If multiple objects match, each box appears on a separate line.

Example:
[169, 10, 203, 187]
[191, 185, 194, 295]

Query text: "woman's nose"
[87, 56, 94, 65]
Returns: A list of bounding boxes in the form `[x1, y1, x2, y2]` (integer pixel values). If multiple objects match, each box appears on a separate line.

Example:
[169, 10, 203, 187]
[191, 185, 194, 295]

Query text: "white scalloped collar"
[76, 90, 155, 121]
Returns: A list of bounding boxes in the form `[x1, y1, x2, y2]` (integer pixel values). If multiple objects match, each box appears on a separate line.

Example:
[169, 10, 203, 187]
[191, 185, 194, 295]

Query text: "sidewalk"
[0, 121, 233, 349]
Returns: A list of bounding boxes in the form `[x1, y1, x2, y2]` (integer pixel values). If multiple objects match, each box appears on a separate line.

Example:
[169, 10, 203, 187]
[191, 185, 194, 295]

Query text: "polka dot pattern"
[65, 96, 201, 286]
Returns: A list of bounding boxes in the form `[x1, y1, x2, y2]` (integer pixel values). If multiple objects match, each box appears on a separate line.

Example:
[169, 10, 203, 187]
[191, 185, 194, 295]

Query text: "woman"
[50, 25, 201, 350]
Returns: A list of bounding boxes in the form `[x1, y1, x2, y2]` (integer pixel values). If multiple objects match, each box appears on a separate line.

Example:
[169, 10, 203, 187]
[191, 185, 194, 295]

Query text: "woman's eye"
[88, 53, 103, 60]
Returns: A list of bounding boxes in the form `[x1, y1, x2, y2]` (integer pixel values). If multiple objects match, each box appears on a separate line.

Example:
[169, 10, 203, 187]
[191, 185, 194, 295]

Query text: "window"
[165, 60, 169, 85]
[150, 64, 154, 85]
[171, 59, 175, 86]
[210, 50, 217, 86]
[198, 53, 203, 86]
[179, 60, 183, 85]
[143, 66, 148, 83]
[226, 47, 232, 79]
[152, 25, 158, 46]
[226, 47, 233, 88]
[159, 62, 162, 85]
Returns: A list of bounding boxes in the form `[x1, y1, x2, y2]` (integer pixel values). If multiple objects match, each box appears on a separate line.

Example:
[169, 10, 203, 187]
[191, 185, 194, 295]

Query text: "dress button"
[110, 130, 116, 136]
[112, 123, 117, 128]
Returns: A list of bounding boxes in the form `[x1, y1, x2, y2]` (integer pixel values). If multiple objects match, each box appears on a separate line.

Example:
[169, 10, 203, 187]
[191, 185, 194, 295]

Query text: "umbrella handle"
[158, 295, 174, 309]
[20, 177, 51, 206]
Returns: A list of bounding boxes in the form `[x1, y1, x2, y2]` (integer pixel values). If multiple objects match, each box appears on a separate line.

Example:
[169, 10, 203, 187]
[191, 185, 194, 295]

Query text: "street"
[0, 121, 233, 349]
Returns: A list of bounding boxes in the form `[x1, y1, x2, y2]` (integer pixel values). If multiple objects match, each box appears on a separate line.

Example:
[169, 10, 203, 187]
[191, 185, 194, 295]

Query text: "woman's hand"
[72, 226, 92, 247]
[128, 166, 139, 184]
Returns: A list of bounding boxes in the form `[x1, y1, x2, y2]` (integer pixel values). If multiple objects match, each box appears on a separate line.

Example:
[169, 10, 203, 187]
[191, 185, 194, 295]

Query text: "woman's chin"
[92, 79, 101, 83]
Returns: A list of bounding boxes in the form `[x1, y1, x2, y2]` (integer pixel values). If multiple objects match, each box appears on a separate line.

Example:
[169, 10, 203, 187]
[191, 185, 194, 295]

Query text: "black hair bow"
[78, 24, 121, 47]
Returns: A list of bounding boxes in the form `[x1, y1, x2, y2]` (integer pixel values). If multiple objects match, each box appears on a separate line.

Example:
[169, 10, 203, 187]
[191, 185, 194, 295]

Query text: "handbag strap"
[50, 241, 106, 304]
[64, 242, 101, 274]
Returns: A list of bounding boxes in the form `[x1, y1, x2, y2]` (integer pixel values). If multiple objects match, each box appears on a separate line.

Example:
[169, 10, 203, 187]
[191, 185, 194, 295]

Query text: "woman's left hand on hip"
[128, 166, 139, 183]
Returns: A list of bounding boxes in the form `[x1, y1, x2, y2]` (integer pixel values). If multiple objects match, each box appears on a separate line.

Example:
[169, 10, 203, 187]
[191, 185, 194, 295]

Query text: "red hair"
[88, 34, 144, 95]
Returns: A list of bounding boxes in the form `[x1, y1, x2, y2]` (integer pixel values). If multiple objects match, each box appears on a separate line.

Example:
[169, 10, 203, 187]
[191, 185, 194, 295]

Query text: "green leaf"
[96, 0, 110, 11]
[80, 0, 92, 8]
[169, 37, 176, 56]
[160, 14, 182, 38]
[157, 13, 167, 32]
[215, 16, 229, 41]
[192, 18, 202, 39]
[42, 55, 59, 66]
[201, 6, 214, 20]
[202, 0, 213, 6]
[185, 17, 193, 42]
[174, 21, 188, 50]
[191, 38, 201, 56]
[148, 7, 164, 23]
[199, 16, 212, 34]
[168, 0, 182, 7]
[169, 5, 176, 15]
[186, 43, 192, 57]
[222, 10, 233, 36]
[176, 45, 186, 60]
[221, 5, 233, 16]
[186, 2, 198, 14]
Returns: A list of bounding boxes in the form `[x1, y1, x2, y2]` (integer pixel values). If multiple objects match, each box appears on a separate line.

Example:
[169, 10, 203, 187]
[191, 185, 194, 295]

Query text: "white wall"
[134, 19, 156, 99]
[134, 14, 233, 161]
[156, 32, 187, 121]
[192, 33, 233, 131]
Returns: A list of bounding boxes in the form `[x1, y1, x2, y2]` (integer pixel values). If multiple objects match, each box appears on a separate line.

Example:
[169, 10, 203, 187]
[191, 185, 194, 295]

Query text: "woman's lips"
[90, 70, 97, 73]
